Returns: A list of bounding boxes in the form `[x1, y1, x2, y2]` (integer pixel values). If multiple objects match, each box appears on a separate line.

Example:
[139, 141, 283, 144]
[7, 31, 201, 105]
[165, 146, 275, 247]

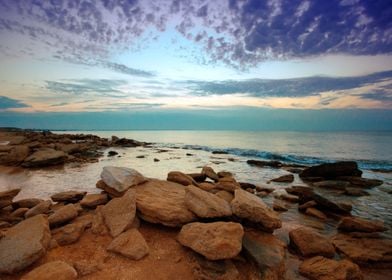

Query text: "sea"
[1, 130, 392, 234]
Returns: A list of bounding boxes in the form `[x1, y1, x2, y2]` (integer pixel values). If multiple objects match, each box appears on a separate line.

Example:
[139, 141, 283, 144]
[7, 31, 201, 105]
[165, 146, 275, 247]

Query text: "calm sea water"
[64, 130, 392, 171]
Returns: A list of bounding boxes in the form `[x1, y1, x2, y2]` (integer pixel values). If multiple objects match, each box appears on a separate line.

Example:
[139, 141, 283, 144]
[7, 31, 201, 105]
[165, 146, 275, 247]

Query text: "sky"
[0, 0, 391, 130]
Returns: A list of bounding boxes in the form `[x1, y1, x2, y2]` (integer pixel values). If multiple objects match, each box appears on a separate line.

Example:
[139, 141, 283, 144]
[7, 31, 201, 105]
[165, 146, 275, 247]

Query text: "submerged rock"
[270, 174, 294, 183]
[0, 215, 51, 274]
[178, 222, 244, 260]
[338, 216, 387, 233]
[100, 166, 147, 195]
[12, 198, 44, 209]
[22, 148, 67, 167]
[299, 256, 363, 280]
[107, 229, 149, 260]
[21, 261, 77, 280]
[300, 161, 362, 179]
[247, 160, 282, 168]
[134, 179, 196, 227]
[230, 189, 281, 232]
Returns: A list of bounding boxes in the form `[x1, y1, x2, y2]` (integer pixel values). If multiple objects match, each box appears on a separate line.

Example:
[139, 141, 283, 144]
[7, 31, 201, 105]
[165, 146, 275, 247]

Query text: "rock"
[107, 229, 149, 260]
[197, 182, 216, 192]
[178, 222, 244, 260]
[25, 200, 52, 218]
[0, 221, 11, 228]
[10, 207, 29, 218]
[338, 217, 387, 233]
[73, 260, 101, 277]
[297, 190, 352, 214]
[134, 179, 196, 227]
[153, 158, 160, 162]
[184, 185, 232, 218]
[0, 145, 30, 165]
[300, 161, 362, 179]
[305, 207, 327, 220]
[101, 189, 136, 237]
[299, 256, 363, 280]
[201, 166, 219, 181]
[273, 191, 299, 203]
[332, 234, 392, 265]
[91, 206, 108, 235]
[247, 159, 282, 168]
[313, 180, 350, 189]
[242, 230, 286, 279]
[52, 218, 91, 246]
[215, 190, 234, 202]
[212, 150, 229, 154]
[193, 257, 239, 280]
[136, 155, 145, 158]
[217, 171, 233, 178]
[337, 176, 383, 188]
[230, 189, 281, 232]
[0, 199, 12, 209]
[270, 174, 294, 183]
[286, 185, 314, 196]
[48, 204, 78, 227]
[239, 182, 257, 189]
[108, 150, 118, 157]
[167, 171, 197, 186]
[344, 188, 369, 197]
[289, 227, 335, 258]
[273, 200, 288, 211]
[216, 177, 241, 192]
[80, 193, 108, 208]
[0, 215, 51, 274]
[51, 191, 86, 203]
[22, 148, 67, 167]
[298, 200, 317, 211]
[187, 173, 207, 183]
[21, 261, 77, 280]
[0, 188, 21, 200]
[100, 166, 147, 195]
[12, 198, 44, 209]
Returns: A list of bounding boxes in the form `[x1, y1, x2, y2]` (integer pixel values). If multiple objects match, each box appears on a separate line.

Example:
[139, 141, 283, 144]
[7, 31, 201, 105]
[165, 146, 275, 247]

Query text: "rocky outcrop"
[101, 189, 136, 237]
[338, 217, 387, 233]
[21, 261, 77, 280]
[107, 229, 149, 260]
[300, 161, 362, 179]
[51, 191, 87, 203]
[0, 215, 51, 274]
[100, 166, 147, 195]
[289, 227, 335, 258]
[299, 256, 363, 280]
[247, 160, 282, 168]
[22, 148, 67, 168]
[184, 185, 232, 218]
[167, 171, 197, 186]
[230, 189, 281, 232]
[134, 179, 196, 227]
[178, 222, 244, 260]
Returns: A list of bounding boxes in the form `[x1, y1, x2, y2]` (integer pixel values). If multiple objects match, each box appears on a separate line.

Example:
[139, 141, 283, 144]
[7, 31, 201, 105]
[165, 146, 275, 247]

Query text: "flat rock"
[48, 204, 78, 227]
[0, 215, 51, 274]
[270, 174, 294, 183]
[300, 161, 362, 179]
[134, 179, 196, 227]
[273, 200, 288, 212]
[12, 198, 44, 209]
[25, 200, 52, 218]
[299, 256, 363, 280]
[216, 177, 241, 192]
[178, 222, 244, 260]
[305, 207, 327, 220]
[344, 188, 369, 197]
[51, 191, 87, 203]
[0, 188, 21, 200]
[52, 217, 91, 246]
[107, 229, 149, 260]
[289, 227, 335, 258]
[101, 189, 136, 237]
[80, 193, 108, 208]
[230, 189, 281, 232]
[332, 234, 392, 265]
[338, 216, 387, 233]
[100, 166, 147, 194]
[22, 148, 67, 167]
[21, 261, 77, 280]
[197, 182, 216, 192]
[185, 185, 232, 218]
[242, 230, 286, 279]
[313, 180, 350, 189]
[167, 171, 197, 186]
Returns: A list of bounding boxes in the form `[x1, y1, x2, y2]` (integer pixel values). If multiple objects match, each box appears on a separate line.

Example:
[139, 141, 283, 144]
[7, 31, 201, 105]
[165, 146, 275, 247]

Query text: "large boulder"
[21, 261, 77, 280]
[299, 256, 363, 280]
[242, 230, 286, 279]
[167, 171, 197, 186]
[178, 222, 244, 260]
[101, 189, 136, 237]
[289, 227, 335, 258]
[107, 229, 149, 260]
[134, 179, 196, 227]
[0, 145, 30, 165]
[51, 191, 87, 203]
[22, 148, 67, 167]
[100, 166, 147, 195]
[300, 161, 362, 179]
[184, 185, 232, 218]
[0, 215, 51, 274]
[230, 189, 281, 232]
[338, 217, 387, 233]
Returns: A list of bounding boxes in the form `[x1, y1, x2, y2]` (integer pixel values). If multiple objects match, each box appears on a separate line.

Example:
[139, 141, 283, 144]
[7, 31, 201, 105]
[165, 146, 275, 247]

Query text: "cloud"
[186, 70, 392, 97]
[0, 0, 390, 68]
[0, 96, 29, 109]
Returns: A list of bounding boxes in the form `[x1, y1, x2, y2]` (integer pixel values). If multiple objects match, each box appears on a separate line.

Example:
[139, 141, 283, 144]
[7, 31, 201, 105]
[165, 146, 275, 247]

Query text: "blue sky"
[0, 0, 391, 130]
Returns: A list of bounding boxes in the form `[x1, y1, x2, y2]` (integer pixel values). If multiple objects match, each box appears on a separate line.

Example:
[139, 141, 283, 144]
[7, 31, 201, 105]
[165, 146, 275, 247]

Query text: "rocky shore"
[0, 130, 391, 279]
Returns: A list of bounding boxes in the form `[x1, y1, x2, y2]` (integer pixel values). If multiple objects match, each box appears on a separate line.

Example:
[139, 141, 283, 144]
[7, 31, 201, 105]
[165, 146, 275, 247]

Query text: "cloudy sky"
[0, 0, 391, 130]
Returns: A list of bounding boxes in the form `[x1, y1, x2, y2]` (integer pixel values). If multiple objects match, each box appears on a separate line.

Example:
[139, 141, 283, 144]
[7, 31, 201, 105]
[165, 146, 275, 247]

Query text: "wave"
[158, 143, 392, 171]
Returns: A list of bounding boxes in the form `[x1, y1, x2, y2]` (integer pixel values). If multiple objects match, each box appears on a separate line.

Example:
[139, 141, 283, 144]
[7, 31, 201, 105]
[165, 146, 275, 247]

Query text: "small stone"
[305, 207, 327, 220]
[24, 200, 52, 218]
[107, 229, 149, 260]
[298, 200, 317, 211]
[270, 174, 294, 183]
[12, 198, 44, 209]
[51, 191, 87, 203]
[21, 261, 77, 280]
[48, 204, 78, 227]
[80, 193, 108, 208]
